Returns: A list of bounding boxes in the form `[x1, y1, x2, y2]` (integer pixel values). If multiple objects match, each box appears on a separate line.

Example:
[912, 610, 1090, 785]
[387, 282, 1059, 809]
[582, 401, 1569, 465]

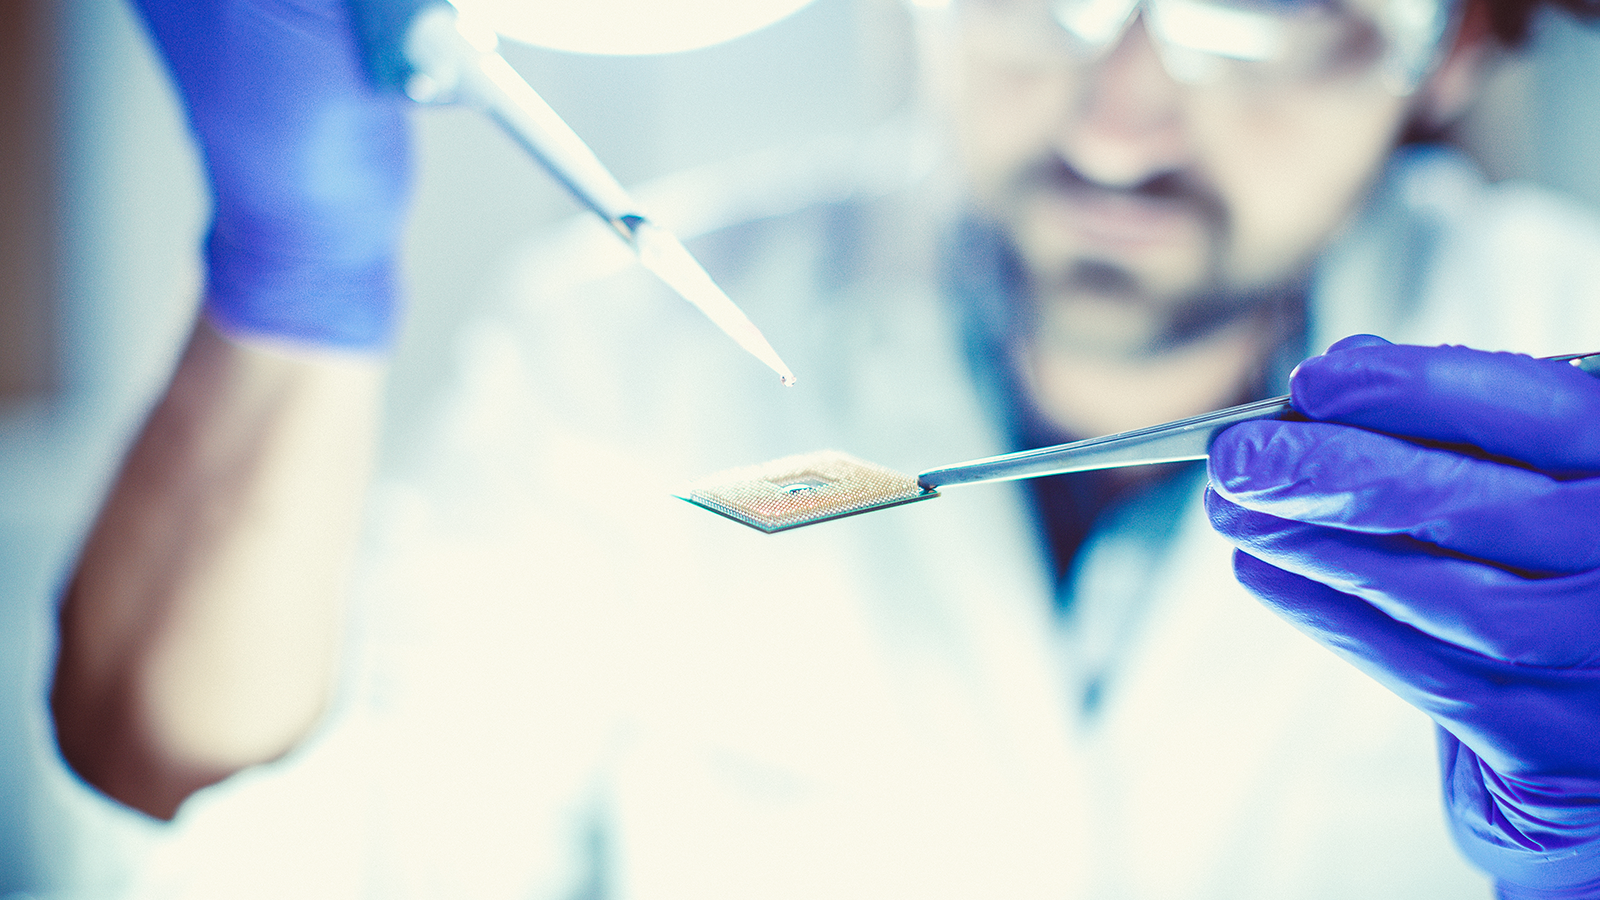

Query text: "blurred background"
[0, 0, 1595, 894]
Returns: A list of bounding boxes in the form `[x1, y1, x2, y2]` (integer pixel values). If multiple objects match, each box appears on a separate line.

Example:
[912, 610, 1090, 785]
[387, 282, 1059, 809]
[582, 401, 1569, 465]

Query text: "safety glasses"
[934, 0, 1457, 93]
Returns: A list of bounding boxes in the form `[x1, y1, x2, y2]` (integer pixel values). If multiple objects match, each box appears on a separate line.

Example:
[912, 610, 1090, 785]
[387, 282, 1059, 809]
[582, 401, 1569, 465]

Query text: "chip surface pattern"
[678, 449, 935, 532]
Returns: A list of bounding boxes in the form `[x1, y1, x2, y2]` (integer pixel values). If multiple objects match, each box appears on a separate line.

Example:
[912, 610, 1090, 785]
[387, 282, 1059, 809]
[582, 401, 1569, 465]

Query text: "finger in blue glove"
[1289, 336, 1600, 475]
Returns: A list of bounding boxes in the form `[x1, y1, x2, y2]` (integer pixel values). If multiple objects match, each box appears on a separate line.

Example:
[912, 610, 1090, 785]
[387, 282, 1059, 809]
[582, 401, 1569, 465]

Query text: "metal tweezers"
[919, 350, 1600, 489]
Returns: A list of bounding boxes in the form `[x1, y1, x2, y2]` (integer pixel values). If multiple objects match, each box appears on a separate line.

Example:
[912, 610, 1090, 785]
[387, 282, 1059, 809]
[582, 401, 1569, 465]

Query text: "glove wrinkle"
[1444, 734, 1600, 895]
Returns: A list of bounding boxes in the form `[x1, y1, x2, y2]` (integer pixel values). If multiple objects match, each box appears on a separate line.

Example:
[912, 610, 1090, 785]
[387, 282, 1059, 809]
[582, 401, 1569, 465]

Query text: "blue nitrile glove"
[136, 0, 413, 349]
[1206, 335, 1600, 899]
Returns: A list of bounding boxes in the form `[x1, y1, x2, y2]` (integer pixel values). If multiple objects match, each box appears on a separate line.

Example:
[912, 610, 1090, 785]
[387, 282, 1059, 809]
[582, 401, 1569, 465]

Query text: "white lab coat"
[126, 143, 1600, 899]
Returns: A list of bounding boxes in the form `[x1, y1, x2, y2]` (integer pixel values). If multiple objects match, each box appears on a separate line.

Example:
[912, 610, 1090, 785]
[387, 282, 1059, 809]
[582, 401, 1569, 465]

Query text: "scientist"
[49, 0, 1600, 896]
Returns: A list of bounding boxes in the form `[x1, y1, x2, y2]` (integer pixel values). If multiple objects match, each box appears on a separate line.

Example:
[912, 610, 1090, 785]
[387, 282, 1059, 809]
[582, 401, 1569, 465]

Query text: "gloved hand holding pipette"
[137, 0, 414, 349]
[141, 0, 794, 378]
[56, 0, 794, 821]
[1207, 335, 1600, 898]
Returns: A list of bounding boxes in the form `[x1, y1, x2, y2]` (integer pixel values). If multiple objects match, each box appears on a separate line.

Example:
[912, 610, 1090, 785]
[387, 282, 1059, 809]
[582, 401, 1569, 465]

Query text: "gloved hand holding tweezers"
[1207, 335, 1600, 899]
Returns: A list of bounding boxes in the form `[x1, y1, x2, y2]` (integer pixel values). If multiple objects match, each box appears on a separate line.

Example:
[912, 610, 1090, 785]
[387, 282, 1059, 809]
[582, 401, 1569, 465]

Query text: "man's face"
[931, 0, 1425, 354]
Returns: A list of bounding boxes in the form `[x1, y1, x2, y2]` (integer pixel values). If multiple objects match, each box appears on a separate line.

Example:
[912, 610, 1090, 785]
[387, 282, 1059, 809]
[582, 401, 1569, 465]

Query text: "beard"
[996, 154, 1296, 357]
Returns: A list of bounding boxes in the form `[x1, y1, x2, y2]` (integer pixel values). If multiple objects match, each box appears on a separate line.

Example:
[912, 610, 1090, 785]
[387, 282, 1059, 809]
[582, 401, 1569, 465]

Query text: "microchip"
[677, 449, 936, 533]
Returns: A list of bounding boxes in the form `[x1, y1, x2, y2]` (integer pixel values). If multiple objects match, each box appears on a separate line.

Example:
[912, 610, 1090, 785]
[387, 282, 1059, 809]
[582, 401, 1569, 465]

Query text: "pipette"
[349, 0, 797, 386]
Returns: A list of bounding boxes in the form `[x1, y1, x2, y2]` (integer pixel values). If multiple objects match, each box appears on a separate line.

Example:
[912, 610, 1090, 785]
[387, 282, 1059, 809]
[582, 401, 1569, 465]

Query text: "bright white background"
[0, 1, 1594, 894]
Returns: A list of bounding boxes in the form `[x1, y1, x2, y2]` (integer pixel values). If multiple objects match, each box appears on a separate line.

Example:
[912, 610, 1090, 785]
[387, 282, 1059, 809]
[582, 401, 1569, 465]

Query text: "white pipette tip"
[740, 324, 796, 387]
[631, 220, 798, 387]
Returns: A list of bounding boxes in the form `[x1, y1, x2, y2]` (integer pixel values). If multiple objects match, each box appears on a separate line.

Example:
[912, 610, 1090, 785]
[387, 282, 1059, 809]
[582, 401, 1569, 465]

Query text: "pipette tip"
[633, 220, 799, 388]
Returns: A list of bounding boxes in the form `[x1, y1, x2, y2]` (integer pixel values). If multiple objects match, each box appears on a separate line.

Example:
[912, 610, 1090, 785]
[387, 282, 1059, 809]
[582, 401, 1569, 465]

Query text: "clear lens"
[1053, 0, 1144, 45]
[952, 0, 1452, 93]
[1146, 0, 1390, 85]
[1145, 0, 1289, 62]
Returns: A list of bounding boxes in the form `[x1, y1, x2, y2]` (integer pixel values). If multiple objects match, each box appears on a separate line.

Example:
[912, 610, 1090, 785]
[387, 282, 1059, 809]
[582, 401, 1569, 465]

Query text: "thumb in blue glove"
[1207, 335, 1600, 899]
[136, 0, 413, 349]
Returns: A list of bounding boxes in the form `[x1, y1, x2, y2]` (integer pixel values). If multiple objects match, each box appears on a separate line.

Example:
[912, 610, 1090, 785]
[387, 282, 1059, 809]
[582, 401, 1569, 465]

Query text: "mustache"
[1013, 155, 1229, 229]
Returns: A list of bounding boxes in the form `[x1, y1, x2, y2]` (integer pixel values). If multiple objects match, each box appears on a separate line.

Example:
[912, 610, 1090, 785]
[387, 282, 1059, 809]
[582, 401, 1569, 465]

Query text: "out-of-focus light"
[458, 0, 818, 54]
[1151, 0, 1284, 60]
[1056, 0, 1141, 47]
